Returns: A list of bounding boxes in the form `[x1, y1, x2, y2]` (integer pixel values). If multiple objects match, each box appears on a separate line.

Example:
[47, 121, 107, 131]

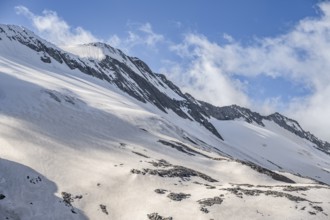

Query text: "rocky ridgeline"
[147, 213, 173, 220]
[199, 102, 330, 153]
[237, 160, 295, 183]
[131, 159, 218, 182]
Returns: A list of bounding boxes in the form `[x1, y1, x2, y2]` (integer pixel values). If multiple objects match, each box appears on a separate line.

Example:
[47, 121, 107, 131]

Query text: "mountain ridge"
[199, 102, 330, 154]
[0, 24, 224, 139]
[1, 24, 329, 152]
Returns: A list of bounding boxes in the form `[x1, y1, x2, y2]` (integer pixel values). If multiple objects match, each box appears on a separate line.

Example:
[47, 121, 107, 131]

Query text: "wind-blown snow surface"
[1, 25, 330, 219]
[211, 119, 330, 183]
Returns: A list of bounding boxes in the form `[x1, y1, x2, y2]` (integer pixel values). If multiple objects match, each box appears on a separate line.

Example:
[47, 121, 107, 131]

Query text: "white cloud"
[108, 22, 165, 53]
[165, 2, 330, 141]
[166, 34, 250, 107]
[138, 23, 164, 46]
[107, 34, 121, 48]
[172, 21, 182, 29]
[15, 5, 99, 46]
[223, 33, 234, 43]
[15, 6, 165, 57]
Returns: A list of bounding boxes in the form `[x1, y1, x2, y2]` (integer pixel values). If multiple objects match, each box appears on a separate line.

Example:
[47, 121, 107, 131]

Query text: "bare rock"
[100, 204, 109, 215]
[154, 189, 167, 194]
[167, 192, 191, 201]
[147, 213, 173, 220]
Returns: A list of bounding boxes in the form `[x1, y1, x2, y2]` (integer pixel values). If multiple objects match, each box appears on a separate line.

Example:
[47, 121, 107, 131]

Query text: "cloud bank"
[163, 2, 330, 142]
[15, 6, 164, 52]
[108, 22, 164, 53]
[15, 6, 99, 46]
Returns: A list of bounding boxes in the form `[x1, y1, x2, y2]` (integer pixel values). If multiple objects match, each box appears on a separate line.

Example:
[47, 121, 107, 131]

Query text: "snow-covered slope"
[1, 24, 330, 220]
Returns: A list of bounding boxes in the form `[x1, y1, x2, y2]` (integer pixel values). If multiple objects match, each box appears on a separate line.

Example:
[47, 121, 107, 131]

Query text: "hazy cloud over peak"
[15, 5, 99, 47]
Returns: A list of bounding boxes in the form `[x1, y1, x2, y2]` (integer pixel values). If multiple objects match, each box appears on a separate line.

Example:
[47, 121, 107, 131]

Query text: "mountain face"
[0, 25, 222, 140]
[1, 24, 330, 219]
[199, 102, 330, 154]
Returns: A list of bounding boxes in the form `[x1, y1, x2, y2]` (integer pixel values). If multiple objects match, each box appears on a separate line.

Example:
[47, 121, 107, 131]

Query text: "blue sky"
[1, 0, 330, 141]
[1, 1, 319, 40]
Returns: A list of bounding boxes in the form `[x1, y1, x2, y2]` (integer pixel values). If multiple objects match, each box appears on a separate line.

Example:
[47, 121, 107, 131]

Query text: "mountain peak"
[62, 42, 124, 61]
